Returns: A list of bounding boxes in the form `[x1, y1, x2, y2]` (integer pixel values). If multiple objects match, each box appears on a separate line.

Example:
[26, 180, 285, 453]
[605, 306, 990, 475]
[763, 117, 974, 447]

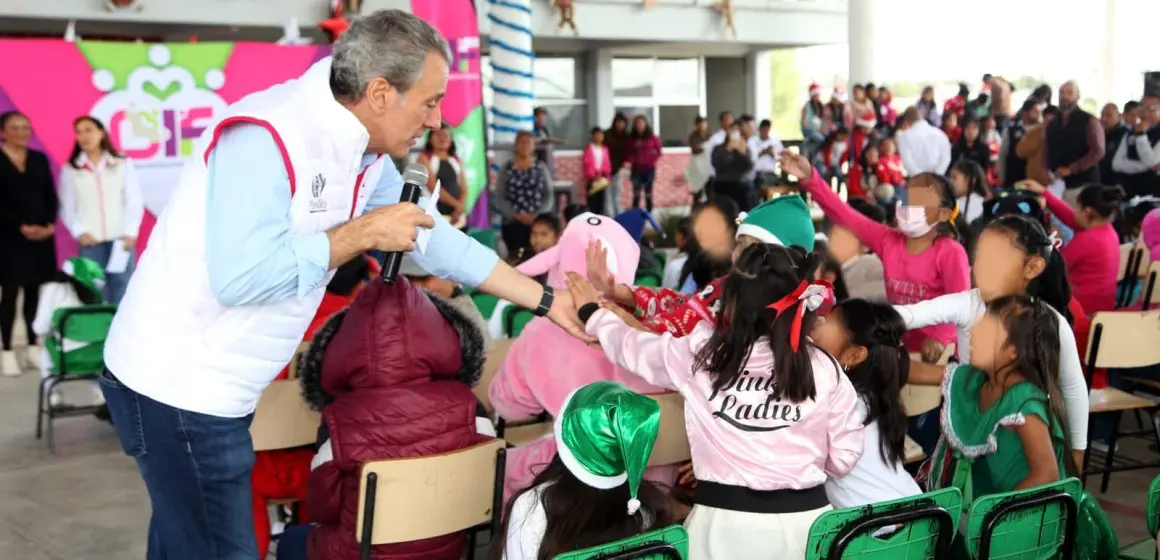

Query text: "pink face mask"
[896, 201, 935, 238]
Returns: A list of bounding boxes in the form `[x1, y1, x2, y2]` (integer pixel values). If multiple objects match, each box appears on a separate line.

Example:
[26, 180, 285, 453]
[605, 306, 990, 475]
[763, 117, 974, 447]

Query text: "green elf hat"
[735, 195, 816, 251]
[554, 381, 661, 516]
[61, 257, 106, 295]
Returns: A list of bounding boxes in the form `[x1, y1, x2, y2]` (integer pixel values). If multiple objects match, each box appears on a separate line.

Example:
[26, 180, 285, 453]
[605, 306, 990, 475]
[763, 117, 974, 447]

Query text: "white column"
[486, 0, 535, 146]
[749, 50, 772, 119]
[847, 0, 878, 85]
[585, 49, 614, 128]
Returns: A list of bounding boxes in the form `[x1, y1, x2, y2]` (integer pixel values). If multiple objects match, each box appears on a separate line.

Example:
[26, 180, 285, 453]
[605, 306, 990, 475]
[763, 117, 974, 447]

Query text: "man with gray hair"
[98, 10, 584, 558]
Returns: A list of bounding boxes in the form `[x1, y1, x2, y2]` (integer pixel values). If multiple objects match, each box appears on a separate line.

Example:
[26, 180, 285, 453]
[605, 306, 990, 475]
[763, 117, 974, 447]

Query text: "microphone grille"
[402, 163, 429, 185]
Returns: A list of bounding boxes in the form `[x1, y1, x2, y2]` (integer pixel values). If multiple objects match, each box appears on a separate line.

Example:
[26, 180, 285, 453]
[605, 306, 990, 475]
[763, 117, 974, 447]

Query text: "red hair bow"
[767, 279, 834, 352]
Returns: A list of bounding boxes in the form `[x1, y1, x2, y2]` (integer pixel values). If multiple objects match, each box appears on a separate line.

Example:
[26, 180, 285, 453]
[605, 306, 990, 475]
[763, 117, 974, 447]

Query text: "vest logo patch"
[310, 173, 327, 213]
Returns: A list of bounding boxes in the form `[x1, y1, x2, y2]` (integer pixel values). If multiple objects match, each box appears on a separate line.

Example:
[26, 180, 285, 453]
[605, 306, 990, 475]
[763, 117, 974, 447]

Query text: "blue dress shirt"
[205, 124, 498, 306]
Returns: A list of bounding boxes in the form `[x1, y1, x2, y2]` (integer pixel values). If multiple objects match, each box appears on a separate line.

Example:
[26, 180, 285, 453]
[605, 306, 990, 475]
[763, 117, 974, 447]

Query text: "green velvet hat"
[554, 381, 661, 515]
[735, 194, 816, 251]
[61, 257, 106, 296]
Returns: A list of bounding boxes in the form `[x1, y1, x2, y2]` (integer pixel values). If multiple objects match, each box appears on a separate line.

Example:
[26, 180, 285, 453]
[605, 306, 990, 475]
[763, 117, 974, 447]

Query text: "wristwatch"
[533, 286, 554, 317]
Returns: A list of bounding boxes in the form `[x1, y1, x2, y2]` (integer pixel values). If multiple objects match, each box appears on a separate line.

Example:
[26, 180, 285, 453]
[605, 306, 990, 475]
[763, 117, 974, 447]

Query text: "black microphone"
[381, 163, 430, 283]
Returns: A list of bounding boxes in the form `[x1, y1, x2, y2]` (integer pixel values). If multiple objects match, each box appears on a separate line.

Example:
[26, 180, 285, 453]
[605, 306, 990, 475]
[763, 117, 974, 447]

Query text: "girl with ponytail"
[572, 243, 863, 560]
[898, 215, 1089, 467]
[812, 299, 920, 508]
[924, 295, 1117, 558]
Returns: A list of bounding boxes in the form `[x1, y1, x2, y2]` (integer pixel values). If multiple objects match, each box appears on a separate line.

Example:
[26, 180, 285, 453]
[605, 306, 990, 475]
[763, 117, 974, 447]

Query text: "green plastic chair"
[635, 273, 662, 288]
[1119, 474, 1160, 559]
[805, 487, 963, 559]
[553, 525, 688, 560]
[963, 477, 1080, 559]
[471, 291, 501, 319]
[504, 307, 536, 338]
[655, 250, 668, 269]
[37, 304, 117, 453]
[468, 228, 498, 251]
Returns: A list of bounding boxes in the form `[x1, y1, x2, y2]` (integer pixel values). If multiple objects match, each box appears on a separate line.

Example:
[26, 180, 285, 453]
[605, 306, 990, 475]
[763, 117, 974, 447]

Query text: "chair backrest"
[250, 379, 321, 451]
[503, 420, 552, 446]
[505, 308, 536, 338]
[51, 304, 117, 343]
[1148, 474, 1160, 537]
[474, 338, 514, 414]
[1119, 243, 1147, 281]
[647, 392, 690, 467]
[469, 228, 498, 251]
[356, 439, 506, 545]
[553, 525, 689, 560]
[805, 487, 963, 560]
[635, 273, 662, 288]
[1085, 310, 1160, 370]
[1142, 261, 1160, 311]
[963, 477, 1080, 560]
[471, 291, 501, 320]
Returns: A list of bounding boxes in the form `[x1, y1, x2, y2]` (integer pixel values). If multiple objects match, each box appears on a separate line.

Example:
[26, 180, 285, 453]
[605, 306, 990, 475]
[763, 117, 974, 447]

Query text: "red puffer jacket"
[299, 278, 488, 560]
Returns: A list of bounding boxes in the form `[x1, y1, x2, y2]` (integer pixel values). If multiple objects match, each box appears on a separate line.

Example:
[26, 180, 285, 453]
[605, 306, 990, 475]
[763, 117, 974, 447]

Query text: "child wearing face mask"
[782, 151, 970, 354]
[1019, 181, 1123, 314]
[897, 215, 1089, 468]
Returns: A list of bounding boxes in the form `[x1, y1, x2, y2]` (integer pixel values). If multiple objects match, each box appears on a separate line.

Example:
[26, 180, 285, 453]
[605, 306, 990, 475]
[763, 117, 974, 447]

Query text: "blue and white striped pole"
[486, 0, 535, 146]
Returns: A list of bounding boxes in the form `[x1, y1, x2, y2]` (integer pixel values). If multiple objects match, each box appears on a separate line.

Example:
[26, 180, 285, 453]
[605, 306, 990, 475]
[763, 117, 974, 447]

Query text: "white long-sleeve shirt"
[893, 289, 1088, 450]
[58, 152, 144, 242]
[897, 120, 952, 176]
[1112, 132, 1160, 175]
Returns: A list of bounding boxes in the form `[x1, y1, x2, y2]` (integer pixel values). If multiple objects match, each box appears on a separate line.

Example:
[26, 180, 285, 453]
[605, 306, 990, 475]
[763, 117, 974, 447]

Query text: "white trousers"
[685, 504, 831, 560]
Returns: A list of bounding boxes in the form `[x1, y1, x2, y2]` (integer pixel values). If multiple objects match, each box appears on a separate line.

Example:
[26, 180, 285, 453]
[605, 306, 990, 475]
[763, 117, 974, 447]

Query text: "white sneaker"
[48, 389, 63, 408]
[21, 345, 40, 370]
[1, 350, 21, 377]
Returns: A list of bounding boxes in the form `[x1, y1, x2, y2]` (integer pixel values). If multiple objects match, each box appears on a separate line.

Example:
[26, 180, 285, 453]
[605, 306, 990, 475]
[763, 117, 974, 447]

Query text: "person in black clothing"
[1001, 99, 1041, 187]
[1112, 96, 1160, 200]
[1099, 102, 1130, 189]
[1045, 81, 1105, 203]
[709, 122, 756, 212]
[952, 115, 991, 174]
[0, 111, 58, 376]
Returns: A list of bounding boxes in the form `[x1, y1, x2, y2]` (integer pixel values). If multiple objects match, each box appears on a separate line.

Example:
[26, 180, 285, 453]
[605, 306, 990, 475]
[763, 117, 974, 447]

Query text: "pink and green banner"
[0, 39, 332, 261]
[411, 0, 489, 228]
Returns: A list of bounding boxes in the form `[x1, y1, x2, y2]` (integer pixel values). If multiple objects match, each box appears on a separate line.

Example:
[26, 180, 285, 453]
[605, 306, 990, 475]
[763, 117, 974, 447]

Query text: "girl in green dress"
[922, 295, 1116, 557]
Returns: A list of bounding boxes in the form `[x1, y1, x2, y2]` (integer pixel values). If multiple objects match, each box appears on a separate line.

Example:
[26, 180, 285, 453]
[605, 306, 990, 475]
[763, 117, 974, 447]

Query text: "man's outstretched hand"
[546, 288, 595, 343]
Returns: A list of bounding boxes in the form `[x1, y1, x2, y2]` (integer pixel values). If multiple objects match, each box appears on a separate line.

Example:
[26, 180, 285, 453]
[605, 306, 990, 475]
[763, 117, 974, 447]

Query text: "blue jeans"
[77, 241, 134, 304]
[99, 369, 258, 560]
[276, 525, 313, 560]
[630, 168, 656, 212]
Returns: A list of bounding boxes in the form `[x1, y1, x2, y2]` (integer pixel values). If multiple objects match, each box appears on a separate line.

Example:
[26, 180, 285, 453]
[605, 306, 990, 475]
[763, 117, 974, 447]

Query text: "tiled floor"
[0, 339, 1157, 558]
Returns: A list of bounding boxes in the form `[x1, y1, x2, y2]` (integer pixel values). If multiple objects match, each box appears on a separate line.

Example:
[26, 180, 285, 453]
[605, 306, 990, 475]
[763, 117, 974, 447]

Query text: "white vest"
[61, 156, 128, 241]
[104, 57, 385, 418]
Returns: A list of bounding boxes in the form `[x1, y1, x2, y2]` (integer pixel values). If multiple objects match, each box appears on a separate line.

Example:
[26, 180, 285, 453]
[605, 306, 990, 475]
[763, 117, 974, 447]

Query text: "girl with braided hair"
[922, 295, 1116, 558]
[899, 215, 1089, 467]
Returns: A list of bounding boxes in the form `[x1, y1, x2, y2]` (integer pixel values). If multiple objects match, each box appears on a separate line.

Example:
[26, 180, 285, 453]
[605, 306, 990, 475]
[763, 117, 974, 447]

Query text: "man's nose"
[424, 106, 443, 129]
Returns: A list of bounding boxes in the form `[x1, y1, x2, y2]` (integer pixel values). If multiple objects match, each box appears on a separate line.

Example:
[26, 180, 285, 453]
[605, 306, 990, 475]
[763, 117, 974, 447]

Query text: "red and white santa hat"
[855, 110, 876, 129]
[808, 83, 821, 97]
[832, 86, 847, 103]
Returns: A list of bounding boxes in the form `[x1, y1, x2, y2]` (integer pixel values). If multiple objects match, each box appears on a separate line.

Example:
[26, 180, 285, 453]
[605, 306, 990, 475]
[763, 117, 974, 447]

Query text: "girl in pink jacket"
[583, 127, 613, 215]
[576, 243, 864, 560]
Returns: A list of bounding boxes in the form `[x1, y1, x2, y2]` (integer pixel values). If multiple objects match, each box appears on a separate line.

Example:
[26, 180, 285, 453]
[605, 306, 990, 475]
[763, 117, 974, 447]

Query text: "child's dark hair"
[1077, 184, 1128, 237]
[563, 203, 589, 223]
[489, 456, 674, 560]
[590, 126, 603, 135]
[680, 247, 729, 292]
[55, 271, 103, 305]
[982, 215, 1073, 326]
[675, 216, 692, 246]
[847, 198, 887, 225]
[987, 295, 1074, 476]
[830, 299, 909, 466]
[695, 244, 825, 402]
[532, 213, 563, 235]
[909, 172, 967, 244]
[951, 159, 990, 227]
[813, 240, 849, 301]
[1126, 196, 1160, 239]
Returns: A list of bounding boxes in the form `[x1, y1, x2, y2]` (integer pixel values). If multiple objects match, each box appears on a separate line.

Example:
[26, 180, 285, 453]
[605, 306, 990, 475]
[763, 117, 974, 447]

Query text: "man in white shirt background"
[748, 118, 785, 188]
[896, 106, 952, 176]
[704, 110, 735, 164]
[1113, 95, 1160, 199]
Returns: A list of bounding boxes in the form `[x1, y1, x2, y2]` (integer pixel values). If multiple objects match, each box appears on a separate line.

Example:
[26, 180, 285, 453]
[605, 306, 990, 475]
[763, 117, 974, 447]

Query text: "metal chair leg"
[1101, 412, 1124, 493]
[35, 377, 46, 440]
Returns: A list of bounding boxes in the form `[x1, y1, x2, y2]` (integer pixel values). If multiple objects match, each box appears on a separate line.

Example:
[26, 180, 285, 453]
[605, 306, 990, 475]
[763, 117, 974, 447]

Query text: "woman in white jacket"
[58, 116, 143, 304]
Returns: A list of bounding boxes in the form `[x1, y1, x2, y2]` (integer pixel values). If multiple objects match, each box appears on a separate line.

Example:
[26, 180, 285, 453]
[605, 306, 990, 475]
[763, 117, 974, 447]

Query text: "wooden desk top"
[1090, 388, 1156, 414]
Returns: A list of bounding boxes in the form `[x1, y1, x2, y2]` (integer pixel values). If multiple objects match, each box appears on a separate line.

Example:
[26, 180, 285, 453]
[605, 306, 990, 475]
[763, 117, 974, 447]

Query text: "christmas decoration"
[713, 0, 735, 38]
[105, 0, 142, 11]
[553, 0, 577, 35]
[320, 0, 350, 43]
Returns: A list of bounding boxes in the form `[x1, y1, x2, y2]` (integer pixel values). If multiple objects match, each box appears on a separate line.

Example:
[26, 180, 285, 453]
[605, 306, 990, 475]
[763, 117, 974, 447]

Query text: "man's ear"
[364, 77, 399, 114]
